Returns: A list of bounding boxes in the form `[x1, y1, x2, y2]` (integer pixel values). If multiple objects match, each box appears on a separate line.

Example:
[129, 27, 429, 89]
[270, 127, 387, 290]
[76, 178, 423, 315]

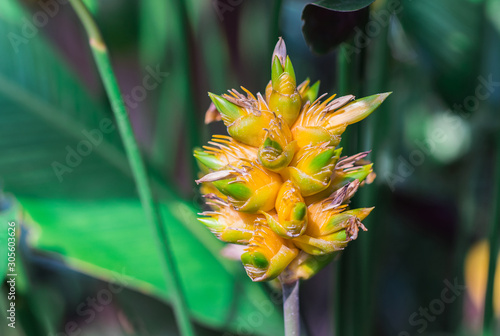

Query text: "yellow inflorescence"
[195, 38, 390, 282]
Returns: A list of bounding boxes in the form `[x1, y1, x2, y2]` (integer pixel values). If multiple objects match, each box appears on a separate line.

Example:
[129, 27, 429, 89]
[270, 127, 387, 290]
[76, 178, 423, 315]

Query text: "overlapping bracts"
[195, 38, 390, 282]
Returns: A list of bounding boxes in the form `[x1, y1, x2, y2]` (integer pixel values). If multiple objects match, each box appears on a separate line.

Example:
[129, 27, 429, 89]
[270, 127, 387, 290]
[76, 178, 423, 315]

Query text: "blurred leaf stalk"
[194, 37, 389, 335]
[69, 1, 195, 335]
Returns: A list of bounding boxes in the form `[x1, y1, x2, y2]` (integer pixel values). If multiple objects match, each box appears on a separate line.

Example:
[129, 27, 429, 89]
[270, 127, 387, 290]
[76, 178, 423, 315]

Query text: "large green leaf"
[0, 1, 135, 199]
[20, 197, 284, 335]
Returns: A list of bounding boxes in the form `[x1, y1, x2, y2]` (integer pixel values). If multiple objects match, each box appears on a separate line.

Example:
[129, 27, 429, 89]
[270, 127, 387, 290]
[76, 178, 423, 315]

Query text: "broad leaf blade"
[20, 198, 284, 335]
[0, 2, 135, 199]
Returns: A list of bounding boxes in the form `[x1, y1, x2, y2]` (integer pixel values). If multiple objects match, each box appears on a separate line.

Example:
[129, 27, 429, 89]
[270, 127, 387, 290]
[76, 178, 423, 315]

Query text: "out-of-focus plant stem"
[481, 8, 499, 335]
[483, 131, 500, 336]
[282, 279, 300, 336]
[358, 7, 391, 336]
[334, 43, 363, 336]
[171, 0, 201, 185]
[452, 3, 488, 332]
[69, 2, 195, 335]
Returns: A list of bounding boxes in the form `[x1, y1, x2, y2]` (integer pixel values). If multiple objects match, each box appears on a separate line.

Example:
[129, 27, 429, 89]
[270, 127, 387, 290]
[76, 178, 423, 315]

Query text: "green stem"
[172, 0, 201, 185]
[69, 2, 195, 335]
[357, 9, 390, 336]
[334, 43, 362, 336]
[334, 46, 348, 336]
[483, 132, 500, 336]
[282, 279, 300, 336]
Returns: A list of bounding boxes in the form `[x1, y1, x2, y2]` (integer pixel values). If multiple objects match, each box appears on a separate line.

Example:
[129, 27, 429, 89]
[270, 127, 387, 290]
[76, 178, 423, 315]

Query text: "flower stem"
[69, 2, 195, 335]
[282, 279, 300, 336]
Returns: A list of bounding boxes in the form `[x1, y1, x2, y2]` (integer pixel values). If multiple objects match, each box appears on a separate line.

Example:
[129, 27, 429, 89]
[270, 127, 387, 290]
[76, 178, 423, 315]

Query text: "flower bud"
[291, 93, 390, 150]
[291, 94, 351, 149]
[292, 204, 373, 255]
[283, 143, 342, 197]
[330, 163, 373, 190]
[198, 201, 257, 244]
[241, 220, 298, 281]
[197, 162, 282, 213]
[208, 92, 273, 147]
[272, 37, 287, 70]
[194, 135, 258, 171]
[285, 251, 337, 281]
[269, 56, 302, 126]
[305, 152, 373, 204]
[262, 181, 308, 238]
[208, 92, 245, 125]
[258, 116, 297, 172]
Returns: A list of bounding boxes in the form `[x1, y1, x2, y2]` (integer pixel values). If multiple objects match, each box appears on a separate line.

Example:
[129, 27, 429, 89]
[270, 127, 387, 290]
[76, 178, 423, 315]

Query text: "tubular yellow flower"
[258, 115, 297, 172]
[283, 143, 342, 197]
[198, 197, 257, 244]
[195, 38, 389, 282]
[241, 219, 298, 282]
[262, 181, 308, 238]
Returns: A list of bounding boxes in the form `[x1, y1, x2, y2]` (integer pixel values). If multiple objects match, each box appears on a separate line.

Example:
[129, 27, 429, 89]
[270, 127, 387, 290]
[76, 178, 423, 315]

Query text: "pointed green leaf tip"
[309, 147, 341, 173]
[193, 149, 223, 170]
[284, 55, 296, 84]
[197, 217, 221, 231]
[213, 180, 252, 201]
[353, 92, 392, 120]
[306, 80, 320, 102]
[328, 92, 392, 126]
[208, 92, 242, 124]
[271, 55, 284, 86]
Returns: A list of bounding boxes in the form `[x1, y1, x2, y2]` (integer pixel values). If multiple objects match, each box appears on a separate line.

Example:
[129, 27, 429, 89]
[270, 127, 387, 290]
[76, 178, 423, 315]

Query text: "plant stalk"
[483, 132, 500, 336]
[69, 1, 195, 335]
[334, 42, 363, 336]
[282, 279, 300, 336]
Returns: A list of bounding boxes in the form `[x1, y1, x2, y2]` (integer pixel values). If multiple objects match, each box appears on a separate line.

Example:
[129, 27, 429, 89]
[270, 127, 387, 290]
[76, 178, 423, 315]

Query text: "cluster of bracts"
[195, 39, 390, 282]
